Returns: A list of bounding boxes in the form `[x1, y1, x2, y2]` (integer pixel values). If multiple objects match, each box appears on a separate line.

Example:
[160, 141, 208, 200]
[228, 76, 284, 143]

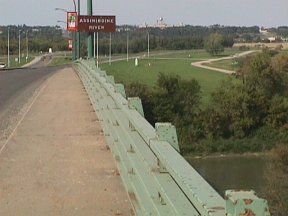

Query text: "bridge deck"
[0, 67, 133, 216]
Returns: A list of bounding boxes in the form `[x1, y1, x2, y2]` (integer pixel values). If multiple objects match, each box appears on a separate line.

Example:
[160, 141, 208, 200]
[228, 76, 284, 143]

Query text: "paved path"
[0, 67, 133, 216]
[191, 50, 257, 74]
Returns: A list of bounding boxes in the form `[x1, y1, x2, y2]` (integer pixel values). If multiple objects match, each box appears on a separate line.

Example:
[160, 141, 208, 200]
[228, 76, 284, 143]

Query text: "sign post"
[77, 0, 80, 59]
[67, 12, 78, 31]
[67, 12, 78, 60]
[77, 16, 116, 32]
[87, 0, 93, 59]
[77, 14, 116, 60]
[68, 39, 73, 50]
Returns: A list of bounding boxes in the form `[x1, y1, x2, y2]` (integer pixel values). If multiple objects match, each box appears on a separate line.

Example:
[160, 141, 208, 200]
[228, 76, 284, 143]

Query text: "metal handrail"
[74, 59, 271, 216]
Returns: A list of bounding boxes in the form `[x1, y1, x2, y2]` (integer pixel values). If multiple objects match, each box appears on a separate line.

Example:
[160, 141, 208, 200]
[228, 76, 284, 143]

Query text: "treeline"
[269, 26, 288, 37]
[0, 25, 67, 55]
[1, 24, 288, 57]
[97, 25, 256, 55]
[126, 49, 288, 154]
[89, 25, 288, 55]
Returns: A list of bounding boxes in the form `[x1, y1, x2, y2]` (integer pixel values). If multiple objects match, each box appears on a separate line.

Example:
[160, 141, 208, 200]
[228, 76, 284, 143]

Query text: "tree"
[204, 33, 224, 56]
[203, 52, 288, 140]
[125, 82, 156, 125]
[203, 78, 259, 138]
[153, 73, 201, 125]
[264, 144, 288, 216]
[152, 73, 202, 150]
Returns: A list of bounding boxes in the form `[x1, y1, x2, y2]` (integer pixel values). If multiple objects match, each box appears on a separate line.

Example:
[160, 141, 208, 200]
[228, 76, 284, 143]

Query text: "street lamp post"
[127, 30, 129, 62]
[55, 7, 68, 13]
[148, 31, 150, 59]
[72, 0, 77, 59]
[109, 33, 112, 65]
[7, 27, 10, 68]
[18, 30, 21, 64]
[94, 32, 96, 58]
[57, 20, 67, 24]
[77, 0, 80, 59]
[97, 33, 99, 65]
[72, 0, 76, 12]
[87, 0, 93, 59]
[26, 31, 29, 62]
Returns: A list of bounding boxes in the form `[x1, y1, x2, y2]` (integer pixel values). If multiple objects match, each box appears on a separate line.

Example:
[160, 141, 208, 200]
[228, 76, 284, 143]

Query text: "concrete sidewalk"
[0, 67, 134, 216]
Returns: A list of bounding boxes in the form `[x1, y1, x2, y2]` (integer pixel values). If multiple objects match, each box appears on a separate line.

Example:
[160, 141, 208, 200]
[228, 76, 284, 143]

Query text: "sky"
[0, 0, 287, 27]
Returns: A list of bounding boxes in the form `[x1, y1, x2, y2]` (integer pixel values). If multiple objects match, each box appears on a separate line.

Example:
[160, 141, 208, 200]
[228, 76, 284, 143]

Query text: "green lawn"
[48, 56, 72, 66]
[0, 55, 35, 68]
[101, 58, 228, 103]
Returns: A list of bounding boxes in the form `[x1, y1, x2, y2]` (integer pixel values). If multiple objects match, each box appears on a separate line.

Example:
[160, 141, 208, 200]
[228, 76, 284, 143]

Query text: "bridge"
[0, 59, 270, 215]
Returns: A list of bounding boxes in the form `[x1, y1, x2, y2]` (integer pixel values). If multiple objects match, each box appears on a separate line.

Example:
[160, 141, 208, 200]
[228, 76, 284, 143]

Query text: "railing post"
[225, 190, 270, 216]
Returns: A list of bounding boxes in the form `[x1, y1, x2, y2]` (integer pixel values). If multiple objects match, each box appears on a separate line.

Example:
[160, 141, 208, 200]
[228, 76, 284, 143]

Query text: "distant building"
[140, 17, 183, 29]
[268, 37, 276, 42]
[259, 26, 268, 34]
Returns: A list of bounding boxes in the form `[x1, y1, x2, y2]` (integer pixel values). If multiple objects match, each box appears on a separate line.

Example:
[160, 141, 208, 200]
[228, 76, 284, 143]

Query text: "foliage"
[204, 78, 260, 138]
[105, 49, 288, 154]
[125, 73, 202, 152]
[1, 24, 288, 58]
[264, 144, 288, 216]
[205, 33, 225, 56]
[153, 73, 201, 128]
[125, 82, 156, 125]
[48, 56, 72, 67]
[101, 57, 227, 104]
[0, 25, 67, 56]
[200, 51, 288, 152]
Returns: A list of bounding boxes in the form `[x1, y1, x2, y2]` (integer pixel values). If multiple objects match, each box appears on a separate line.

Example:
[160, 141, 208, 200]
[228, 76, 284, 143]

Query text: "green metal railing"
[74, 59, 271, 216]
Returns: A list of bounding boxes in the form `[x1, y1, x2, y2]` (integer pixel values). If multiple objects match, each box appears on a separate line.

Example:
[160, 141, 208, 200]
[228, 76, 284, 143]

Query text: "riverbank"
[184, 151, 271, 160]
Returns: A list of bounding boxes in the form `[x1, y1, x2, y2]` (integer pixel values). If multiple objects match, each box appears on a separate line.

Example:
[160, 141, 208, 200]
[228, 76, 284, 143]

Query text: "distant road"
[191, 50, 257, 74]
[22, 54, 55, 68]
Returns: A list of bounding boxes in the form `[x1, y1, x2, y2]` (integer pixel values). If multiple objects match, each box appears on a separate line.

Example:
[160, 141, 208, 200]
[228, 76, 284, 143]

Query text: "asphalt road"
[0, 66, 61, 146]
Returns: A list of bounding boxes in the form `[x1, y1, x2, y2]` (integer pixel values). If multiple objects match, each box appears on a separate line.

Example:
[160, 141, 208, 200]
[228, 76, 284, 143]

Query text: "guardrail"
[74, 59, 271, 216]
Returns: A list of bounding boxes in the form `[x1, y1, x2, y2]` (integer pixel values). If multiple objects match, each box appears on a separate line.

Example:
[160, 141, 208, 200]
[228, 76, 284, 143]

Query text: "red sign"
[68, 39, 73, 50]
[77, 15, 116, 33]
[67, 12, 78, 31]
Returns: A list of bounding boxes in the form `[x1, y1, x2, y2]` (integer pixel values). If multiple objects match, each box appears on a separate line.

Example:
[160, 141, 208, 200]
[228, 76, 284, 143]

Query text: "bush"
[125, 82, 156, 125]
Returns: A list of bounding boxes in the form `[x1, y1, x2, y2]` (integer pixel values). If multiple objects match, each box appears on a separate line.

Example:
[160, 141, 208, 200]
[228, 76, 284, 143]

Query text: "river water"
[186, 155, 268, 197]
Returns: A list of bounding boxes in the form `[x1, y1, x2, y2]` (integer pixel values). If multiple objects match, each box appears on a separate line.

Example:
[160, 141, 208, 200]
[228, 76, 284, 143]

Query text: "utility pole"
[109, 32, 112, 65]
[127, 31, 129, 62]
[148, 31, 150, 59]
[72, 0, 77, 60]
[26, 30, 29, 62]
[96, 32, 99, 68]
[87, 0, 93, 59]
[94, 32, 96, 58]
[18, 30, 21, 64]
[7, 27, 10, 68]
[55, 8, 75, 60]
[77, 0, 81, 59]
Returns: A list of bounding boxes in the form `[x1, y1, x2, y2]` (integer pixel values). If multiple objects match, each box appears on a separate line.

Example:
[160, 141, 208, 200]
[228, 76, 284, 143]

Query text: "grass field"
[101, 58, 228, 103]
[48, 56, 72, 66]
[0, 55, 34, 68]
